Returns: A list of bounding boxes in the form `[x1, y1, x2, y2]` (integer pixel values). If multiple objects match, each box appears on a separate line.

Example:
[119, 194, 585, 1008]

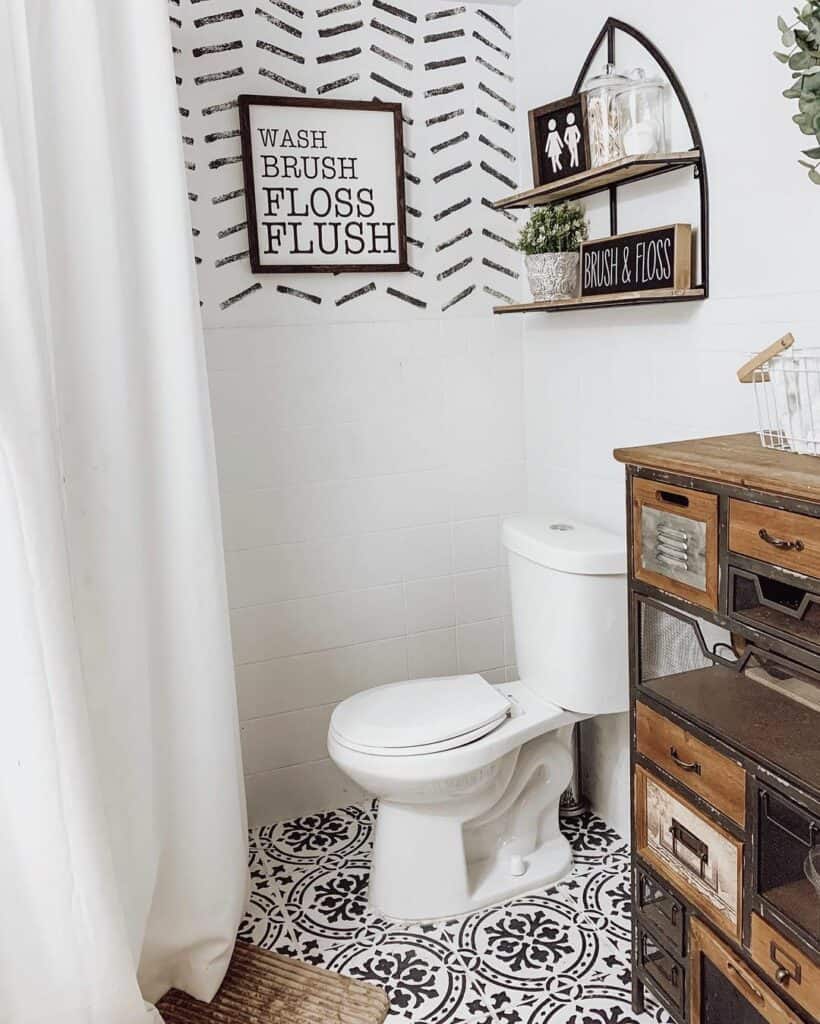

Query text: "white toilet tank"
[502, 515, 628, 715]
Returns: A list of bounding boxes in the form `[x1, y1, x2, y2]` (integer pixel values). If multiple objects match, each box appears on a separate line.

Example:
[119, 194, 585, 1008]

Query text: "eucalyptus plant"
[774, 1, 820, 184]
[516, 201, 589, 255]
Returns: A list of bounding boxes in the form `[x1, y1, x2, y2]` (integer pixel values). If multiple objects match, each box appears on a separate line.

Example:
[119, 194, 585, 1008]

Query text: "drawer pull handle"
[670, 747, 702, 774]
[656, 490, 690, 508]
[669, 818, 709, 877]
[758, 527, 805, 553]
[770, 941, 801, 986]
[727, 962, 765, 1005]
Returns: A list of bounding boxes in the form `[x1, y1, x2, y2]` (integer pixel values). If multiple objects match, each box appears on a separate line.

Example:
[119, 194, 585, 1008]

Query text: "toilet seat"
[330, 674, 511, 757]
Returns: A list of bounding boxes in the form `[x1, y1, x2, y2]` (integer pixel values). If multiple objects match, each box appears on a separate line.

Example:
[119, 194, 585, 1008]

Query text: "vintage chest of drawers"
[614, 434, 820, 1024]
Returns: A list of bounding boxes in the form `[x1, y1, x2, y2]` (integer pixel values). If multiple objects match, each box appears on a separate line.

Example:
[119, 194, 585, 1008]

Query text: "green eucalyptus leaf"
[802, 144, 820, 155]
[775, 49, 792, 61]
[779, 13, 789, 29]
[789, 49, 814, 68]
[783, 28, 797, 45]
[808, 166, 820, 182]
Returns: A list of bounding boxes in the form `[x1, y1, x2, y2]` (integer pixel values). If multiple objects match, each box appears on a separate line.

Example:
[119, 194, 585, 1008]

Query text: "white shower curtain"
[0, 2, 248, 1023]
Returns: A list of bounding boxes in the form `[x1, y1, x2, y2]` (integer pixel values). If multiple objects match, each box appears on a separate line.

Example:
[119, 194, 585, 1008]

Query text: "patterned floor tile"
[574, 854, 632, 955]
[322, 928, 496, 1023]
[243, 805, 663, 1024]
[253, 802, 375, 866]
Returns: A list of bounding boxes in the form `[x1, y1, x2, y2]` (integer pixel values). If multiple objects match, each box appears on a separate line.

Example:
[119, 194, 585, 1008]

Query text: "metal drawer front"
[638, 925, 685, 1014]
[642, 506, 708, 591]
[636, 865, 686, 955]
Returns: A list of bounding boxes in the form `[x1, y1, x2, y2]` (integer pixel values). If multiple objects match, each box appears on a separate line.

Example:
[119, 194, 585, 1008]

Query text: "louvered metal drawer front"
[632, 478, 718, 611]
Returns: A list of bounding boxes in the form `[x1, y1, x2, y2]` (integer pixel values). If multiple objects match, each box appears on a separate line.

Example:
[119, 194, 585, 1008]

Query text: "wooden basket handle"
[737, 333, 794, 384]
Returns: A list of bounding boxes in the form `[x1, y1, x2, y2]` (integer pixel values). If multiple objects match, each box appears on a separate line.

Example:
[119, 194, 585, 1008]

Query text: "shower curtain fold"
[0, 2, 248, 1022]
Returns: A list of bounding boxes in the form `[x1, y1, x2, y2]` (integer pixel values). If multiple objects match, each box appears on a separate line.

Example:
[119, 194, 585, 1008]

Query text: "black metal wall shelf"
[493, 18, 710, 316]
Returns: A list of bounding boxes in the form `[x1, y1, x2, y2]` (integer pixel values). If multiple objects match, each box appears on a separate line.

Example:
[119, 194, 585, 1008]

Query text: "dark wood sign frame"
[238, 95, 408, 274]
[528, 93, 591, 188]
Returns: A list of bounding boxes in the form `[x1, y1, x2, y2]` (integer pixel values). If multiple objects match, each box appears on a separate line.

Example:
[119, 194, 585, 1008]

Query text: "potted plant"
[516, 201, 589, 301]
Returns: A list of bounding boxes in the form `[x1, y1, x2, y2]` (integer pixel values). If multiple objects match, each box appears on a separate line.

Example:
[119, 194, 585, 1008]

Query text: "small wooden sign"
[580, 224, 692, 297]
[238, 95, 408, 274]
[528, 94, 590, 187]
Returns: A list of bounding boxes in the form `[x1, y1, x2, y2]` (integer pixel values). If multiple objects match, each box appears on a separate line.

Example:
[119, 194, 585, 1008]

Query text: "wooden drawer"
[632, 478, 718, 611]
[690, 918, 804, 1024]
[750, 913, 820, 1020]
[635, 765, 743, 941]
[636, 702, 746, 827]
[729, 498, 820, 579]
[636, 864, 686, 955]
[637, 924, 686, 1015]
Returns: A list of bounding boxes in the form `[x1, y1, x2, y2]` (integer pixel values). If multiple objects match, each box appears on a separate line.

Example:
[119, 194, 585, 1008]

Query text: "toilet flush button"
[510, 854, 526, 877]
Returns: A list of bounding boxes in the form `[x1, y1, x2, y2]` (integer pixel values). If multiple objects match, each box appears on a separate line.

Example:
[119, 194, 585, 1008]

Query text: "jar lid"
[582, 62, 629, 91]
[620, 66, 665, 88]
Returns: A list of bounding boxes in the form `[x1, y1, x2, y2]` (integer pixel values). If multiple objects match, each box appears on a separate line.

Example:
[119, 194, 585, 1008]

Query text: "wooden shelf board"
[493, 287, 705, 315]
[494, 150, 702, 209]
[614, 432, 820, 503]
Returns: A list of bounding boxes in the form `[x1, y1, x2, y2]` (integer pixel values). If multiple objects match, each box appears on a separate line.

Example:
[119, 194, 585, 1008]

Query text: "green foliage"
[516, 201, 589, 255]
[775, 1, 820, 183]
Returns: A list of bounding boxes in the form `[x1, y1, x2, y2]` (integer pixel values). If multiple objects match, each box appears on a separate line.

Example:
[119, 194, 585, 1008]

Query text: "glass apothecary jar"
[582, 63, 629, 167]
[616, 68, 668, 156]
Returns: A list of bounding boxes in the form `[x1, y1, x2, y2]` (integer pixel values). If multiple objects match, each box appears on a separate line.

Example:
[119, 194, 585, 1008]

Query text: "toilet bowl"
[328, 514, 628, 921]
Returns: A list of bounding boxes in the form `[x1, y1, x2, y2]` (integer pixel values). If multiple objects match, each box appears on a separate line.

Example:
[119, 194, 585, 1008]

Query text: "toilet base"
[461, 832, 573, 916]
[366, 732, 574, 921]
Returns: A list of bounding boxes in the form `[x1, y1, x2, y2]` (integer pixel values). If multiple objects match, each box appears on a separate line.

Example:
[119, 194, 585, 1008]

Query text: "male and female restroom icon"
[545, 112, 583, 173]
[328, 514, 628, 921]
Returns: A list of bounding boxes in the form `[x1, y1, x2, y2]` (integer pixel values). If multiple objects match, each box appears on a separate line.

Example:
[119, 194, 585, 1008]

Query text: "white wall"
[173, 0, 820, 833]
[172, 2, 527, 825]
[515, 0, 820, 838]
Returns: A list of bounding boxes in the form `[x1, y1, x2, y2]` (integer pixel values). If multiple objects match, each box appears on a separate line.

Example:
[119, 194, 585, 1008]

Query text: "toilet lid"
[331, 674, 511, 753]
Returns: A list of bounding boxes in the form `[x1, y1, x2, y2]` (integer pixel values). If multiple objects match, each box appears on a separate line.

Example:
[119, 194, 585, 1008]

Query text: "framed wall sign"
[238, 95, 408, 274]
[580, 224, 692, 297]
[528, 94, 590, 187]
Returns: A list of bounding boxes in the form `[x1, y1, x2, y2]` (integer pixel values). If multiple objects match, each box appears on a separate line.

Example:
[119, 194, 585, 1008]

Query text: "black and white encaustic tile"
[241, 803, 672, 1024]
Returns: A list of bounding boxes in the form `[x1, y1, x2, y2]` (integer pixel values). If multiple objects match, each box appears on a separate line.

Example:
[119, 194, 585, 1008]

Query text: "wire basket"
[748, 344, 820, 457]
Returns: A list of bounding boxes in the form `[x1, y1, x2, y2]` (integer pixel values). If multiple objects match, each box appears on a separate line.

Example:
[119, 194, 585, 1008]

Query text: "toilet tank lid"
[502, 514, 626, 575]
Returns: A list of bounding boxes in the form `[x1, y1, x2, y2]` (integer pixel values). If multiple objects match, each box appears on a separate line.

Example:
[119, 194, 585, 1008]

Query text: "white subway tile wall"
[214, 317, 524, 824]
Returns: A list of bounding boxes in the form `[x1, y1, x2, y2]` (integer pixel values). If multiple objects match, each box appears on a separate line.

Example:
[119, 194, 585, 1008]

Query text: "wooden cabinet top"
[613, 432, 820, 503]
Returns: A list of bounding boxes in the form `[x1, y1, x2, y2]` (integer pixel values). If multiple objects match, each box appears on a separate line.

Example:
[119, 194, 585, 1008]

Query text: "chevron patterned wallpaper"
[170, 0, 523, 323]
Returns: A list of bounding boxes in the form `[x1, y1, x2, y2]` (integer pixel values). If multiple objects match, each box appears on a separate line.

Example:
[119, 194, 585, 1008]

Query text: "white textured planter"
[525, 252, 580, 301]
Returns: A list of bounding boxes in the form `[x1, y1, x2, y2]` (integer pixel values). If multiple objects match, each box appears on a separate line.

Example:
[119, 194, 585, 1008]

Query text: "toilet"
[327, 514, 628, 921]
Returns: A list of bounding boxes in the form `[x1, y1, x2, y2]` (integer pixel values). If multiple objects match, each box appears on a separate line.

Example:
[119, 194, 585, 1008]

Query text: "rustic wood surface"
[636, 702, 746, 827]
[493, 150, 701, 209]
[729, 498, 820, 578]
[494, 286, 704, 315]
[614, 433, 820, 503]
[750, 912, 820, 1020]
[689, 918, 804, 1024]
